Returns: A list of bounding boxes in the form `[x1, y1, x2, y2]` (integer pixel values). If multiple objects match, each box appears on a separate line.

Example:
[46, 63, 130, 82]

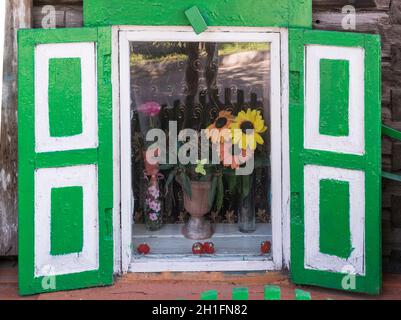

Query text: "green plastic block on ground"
[200, 290, 218, 300]
[232, 287, 249, 300]
[295, 289, 312, 300]
[185, 6, 208, 34]
[264, 285, 281, 300]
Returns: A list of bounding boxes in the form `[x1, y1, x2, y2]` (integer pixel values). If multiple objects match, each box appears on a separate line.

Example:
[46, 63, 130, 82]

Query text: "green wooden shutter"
[289, 29, 381, 295]
[18, 27, 114, 295]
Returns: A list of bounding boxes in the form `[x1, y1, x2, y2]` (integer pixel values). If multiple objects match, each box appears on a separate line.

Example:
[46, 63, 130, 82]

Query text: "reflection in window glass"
[130, 41, 272, 258]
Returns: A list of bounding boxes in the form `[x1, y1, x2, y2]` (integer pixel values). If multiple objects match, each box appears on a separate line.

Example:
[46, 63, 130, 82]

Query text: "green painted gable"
[83, 0, 312, 29]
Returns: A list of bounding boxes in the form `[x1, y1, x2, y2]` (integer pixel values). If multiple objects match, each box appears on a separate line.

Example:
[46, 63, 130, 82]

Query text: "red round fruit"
[137, 243, 150, 254]
[261, 241, 271, 254]
[203, 242, 215, 254]
[192, 242, 204, 254]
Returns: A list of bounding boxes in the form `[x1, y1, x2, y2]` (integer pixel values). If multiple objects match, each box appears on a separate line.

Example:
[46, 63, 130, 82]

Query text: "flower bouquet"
[164, 136, 220, 240]
[206, 108, 268, 233]
[164, 107, 268, 237]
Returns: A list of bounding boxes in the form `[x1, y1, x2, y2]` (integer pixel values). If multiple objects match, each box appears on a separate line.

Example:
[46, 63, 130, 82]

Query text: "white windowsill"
[129, 223, 276, 272]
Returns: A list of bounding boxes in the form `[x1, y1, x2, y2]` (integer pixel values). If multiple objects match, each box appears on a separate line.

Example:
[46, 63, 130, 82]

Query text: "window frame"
[115, 26, 289, 273]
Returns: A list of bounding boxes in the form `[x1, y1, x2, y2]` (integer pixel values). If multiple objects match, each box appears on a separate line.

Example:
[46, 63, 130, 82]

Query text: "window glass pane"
[130, 41, 272, 259]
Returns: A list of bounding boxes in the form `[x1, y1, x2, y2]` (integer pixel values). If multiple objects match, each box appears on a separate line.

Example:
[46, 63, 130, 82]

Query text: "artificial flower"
[148, 185, 160, 198]
[195, 159, 207, 176]
[137, 243, 150, 254]
[149, 213, 159, 221]
[230, 109, 267, 150]
[192, 242, 204, 255]
[205, 110, 235, 144]
[203, 242, 215, 254]
[218, 142, 254, 169]
[138, 101, 162, 117]
[148, 200, 161, 212]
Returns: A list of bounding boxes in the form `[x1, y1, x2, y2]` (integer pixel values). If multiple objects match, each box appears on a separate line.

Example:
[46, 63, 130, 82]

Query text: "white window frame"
[114, 26, 290, 273]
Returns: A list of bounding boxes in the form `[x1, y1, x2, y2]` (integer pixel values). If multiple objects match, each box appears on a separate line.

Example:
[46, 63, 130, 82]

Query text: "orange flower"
[205, 111, 235, 144]
[218, 142, 254, 169]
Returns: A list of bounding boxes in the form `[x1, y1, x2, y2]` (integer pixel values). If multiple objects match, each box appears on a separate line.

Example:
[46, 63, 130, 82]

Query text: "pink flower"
[138, 101, 162, 117]
[145, 197, 152, 207]
[149, 213, 158, 221]
[148, 200, 161, 212]
[148, 185, 160, 198]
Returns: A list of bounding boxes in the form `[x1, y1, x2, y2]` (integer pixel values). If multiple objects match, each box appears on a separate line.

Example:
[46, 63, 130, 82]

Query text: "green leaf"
[195, 159, 208, 176]
[195, 166, 207, 176]
[236, 173, 242, 194]
[216, 176, 224, 212]
[254, 154, 270, 169]
[181, 172, 192, 199]
[165, 169, 176, 194]
[226, 175, 237, 193]
[208, 176, 218, 210]
[159, 163, 176, 171]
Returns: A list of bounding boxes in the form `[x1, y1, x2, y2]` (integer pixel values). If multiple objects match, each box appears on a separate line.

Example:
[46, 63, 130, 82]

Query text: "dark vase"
[238, 174, 256, 233]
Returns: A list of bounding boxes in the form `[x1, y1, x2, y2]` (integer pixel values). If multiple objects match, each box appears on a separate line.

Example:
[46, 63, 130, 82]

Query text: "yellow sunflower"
[230, 109, 267, 150]
[205, 110, 235, 144]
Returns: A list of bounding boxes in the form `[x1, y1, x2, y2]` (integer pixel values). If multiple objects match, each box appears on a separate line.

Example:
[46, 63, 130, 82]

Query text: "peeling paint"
[18, 27, 114, 295]
[289, 29, 381, 295]
[0, 168, 11, 191]
[83, 0, 312, 29]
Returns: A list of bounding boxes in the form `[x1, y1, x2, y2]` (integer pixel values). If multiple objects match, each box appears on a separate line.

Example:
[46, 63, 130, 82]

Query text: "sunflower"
[205, 111, 235, 144]
[230, 109, 267, 150]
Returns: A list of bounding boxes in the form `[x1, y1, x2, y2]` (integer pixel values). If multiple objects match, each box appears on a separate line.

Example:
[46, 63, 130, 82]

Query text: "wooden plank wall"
[0, 0, 32, 256]
[1, 0, 400, 272]
[311, 0, 401, 273]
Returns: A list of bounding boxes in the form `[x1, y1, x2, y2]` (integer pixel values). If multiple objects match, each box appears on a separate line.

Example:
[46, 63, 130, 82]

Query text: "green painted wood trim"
[319, 59, 350, 136]
[200, 290, 218, 300]
[264, 285, 281, 300]
[300, 150, 365, 171]
[48, 58, 83, 137]
[18, 27, 114, 295]
[289, 0, 313, 29]
[295, 289, 312, 300]
[382, 171, 401, 182]
[319, 180, 352, 259]
[382, 125, 401, 141]
[50, 186, 84, 255]
[83, 0, 312, 29]
[232, 287, 249, 300]
[289, 29, 382, 295]
[185, 6, 208, 35]
[35, 149, 98, 168]
[18, 27, 98, 46]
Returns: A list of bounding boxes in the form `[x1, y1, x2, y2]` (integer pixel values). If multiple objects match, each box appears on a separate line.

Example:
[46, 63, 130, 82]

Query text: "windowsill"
[129, 223, 275, 272]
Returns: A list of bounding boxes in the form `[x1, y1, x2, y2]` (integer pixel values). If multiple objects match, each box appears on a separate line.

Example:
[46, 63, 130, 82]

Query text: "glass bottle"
[143, 174, 163, 231]
[238, 174, 256, 233]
